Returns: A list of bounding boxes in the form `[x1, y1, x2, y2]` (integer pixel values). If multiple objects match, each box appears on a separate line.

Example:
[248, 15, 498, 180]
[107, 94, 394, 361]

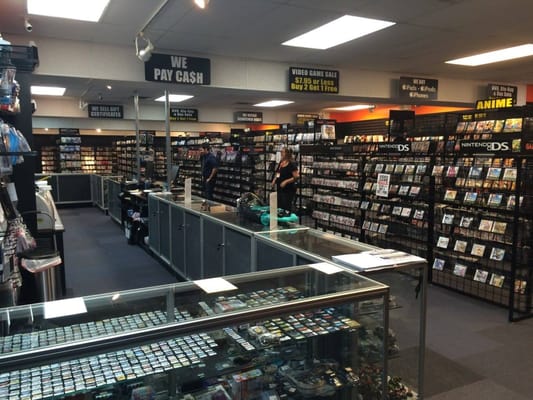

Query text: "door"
[148, 196, 160, 255]
[184, 212, 202, 279]
[170, 206, 185, 276]
[203, 219, 224, 278]
[224, 228, 252, 276]
[158, 201, 170, 263]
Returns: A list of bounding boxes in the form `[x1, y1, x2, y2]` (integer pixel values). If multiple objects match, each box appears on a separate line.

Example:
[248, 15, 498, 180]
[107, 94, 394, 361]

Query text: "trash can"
[19, 248, 62, 303]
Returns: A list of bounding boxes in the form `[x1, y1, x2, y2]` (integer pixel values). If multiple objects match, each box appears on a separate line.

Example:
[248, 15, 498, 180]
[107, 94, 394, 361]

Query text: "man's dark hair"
[201, 143, 211, 150]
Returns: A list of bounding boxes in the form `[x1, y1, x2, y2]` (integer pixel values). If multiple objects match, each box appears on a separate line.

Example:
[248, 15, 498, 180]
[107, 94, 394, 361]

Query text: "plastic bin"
[19, 248, 62, 303]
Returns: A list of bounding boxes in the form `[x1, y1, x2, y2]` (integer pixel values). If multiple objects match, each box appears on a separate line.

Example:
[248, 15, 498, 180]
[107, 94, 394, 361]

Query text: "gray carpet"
[425, 285, 533, 399]
[60, 207, 178, 297]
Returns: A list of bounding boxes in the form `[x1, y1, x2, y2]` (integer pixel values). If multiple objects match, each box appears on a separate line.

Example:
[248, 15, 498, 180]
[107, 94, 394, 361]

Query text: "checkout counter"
[145, 191, 427, 397]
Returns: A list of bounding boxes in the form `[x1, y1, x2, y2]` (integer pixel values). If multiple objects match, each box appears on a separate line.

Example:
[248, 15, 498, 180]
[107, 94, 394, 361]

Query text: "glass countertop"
[151, 192, 303, 233]
[0, 265, 386, 361]
[256, 229, 376, 259]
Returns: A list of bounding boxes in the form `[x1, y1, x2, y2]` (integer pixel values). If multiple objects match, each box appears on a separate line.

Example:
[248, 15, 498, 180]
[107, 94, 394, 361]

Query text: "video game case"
[432, 258, 445, 271]
[489, 273, 505, 288]
[453, 263, 468, 277]
[473, 269, 489, 283]
[470, 243, 486, 257]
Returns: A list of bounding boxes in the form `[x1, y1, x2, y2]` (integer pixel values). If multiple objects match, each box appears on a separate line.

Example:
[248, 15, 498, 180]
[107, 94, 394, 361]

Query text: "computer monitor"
[170, 164, 180, 187]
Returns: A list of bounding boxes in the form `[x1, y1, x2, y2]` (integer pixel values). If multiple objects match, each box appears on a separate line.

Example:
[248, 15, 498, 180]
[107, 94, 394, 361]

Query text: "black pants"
[277, 189, 295, 212]
[204, 179, 216, 200]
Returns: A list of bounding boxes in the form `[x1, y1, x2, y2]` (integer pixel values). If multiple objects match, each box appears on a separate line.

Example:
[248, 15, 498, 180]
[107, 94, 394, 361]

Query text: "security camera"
[24, 18, 33, 32]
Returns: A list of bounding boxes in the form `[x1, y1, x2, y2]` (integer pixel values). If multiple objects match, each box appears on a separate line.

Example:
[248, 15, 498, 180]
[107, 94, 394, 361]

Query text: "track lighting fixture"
[194, 0, 210, 9]
[135, 32, 154, 62]
[24, 17, 33, 32]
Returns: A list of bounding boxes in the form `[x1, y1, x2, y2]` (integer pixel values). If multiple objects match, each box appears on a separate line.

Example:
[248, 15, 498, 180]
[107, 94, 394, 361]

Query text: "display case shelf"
[0, 266, 395, 400]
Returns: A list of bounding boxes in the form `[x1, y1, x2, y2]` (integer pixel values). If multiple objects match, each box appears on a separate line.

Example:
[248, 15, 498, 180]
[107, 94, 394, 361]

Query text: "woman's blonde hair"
[281, 147, 293, 161]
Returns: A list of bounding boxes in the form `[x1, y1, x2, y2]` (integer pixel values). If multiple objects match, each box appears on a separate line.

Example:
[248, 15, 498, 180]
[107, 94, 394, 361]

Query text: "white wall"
[14, 34, 528, 131]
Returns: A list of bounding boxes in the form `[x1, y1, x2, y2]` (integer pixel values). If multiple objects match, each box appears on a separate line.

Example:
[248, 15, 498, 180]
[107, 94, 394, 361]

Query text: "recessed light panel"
[446, 44, 533, 66]
[282, 15, 395, 50]
[332, 104, 374, 111]
[254, 100, 294, 107]
[155, 94, 193, 103]
[27, 0, 110, 22]
[31, 86, 66, 96]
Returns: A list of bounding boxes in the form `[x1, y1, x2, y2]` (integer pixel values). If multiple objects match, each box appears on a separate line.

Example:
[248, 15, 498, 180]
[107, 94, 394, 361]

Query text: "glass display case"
[0, 265, 399, 400]
[255, 228, 427, 398]
[148, 193, 303, 279]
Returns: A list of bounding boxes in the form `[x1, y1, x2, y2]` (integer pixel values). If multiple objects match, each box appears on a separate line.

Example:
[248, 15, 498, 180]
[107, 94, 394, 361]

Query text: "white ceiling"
[1, 0, 532, 111]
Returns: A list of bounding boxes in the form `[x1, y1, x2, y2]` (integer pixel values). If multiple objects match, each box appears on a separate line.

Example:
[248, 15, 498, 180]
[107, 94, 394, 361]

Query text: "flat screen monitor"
[171, 165, 180, 187]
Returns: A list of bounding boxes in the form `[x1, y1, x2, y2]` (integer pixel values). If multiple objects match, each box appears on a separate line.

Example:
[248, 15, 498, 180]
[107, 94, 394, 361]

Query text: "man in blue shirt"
[200, 143, 218, 200]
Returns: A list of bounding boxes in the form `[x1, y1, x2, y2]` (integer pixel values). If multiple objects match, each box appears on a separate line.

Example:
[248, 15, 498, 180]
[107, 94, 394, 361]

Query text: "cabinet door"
[148, 196, 160, 254]
[256, 240, 294, 271]
[158, 202, 170, 263]
[170, 206, 185, 276]
[184, 212, 202, 279]
[224, 228, 251, 275]
[202, 219, 224, 278]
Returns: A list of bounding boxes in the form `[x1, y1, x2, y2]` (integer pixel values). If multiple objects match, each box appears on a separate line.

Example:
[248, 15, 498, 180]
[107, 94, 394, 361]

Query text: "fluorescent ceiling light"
[332, 104, 374, 111]
[155, 94, 193, 103]
[254, 100, 294, 107]
[31, 86, 66, 96]
[194, 0, 210, 9]
[282, 15, 395, 50]
[446, 44, 533, 66]
[27, 0, 110, 22]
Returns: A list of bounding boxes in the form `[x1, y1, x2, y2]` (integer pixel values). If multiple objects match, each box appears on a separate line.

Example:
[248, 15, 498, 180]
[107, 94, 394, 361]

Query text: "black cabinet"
[184, 212, 201, 279]
[170, 206, 185, 275]
[159, 201, 170, 263]
[202, 218, 224, 278]
[148, 195, 160, 254]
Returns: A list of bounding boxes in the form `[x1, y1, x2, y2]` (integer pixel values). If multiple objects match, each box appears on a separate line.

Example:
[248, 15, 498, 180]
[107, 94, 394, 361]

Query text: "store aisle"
[60, 206, 178, 297]
[424, 286, 533, 400]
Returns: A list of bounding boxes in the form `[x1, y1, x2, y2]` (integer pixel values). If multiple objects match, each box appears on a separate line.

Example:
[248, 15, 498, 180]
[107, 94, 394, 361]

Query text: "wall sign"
[234, 111, 263, 123]
[488, 84, 517, 104]
[170, 108, 198, 122]
[145, 53, 210, 85]
[475, 97, 514, 110]
[59, 128, 80, 135]
[459, 139, 520, 153]
[296, 113, 319, 125]
[377, 142, 412, 153]
[399, 76, 438, 100]
[289, 67, 339, 93]
[88, 104, 123, 119]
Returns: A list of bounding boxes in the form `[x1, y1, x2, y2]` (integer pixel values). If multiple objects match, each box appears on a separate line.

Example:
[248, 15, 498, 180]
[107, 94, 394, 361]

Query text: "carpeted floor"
[59, 206, 533, 399]
[60, 206, 178, 297]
